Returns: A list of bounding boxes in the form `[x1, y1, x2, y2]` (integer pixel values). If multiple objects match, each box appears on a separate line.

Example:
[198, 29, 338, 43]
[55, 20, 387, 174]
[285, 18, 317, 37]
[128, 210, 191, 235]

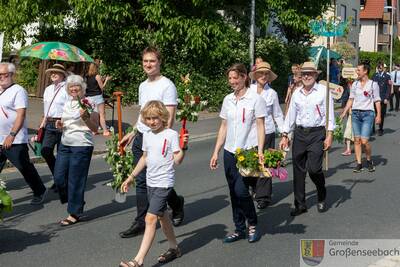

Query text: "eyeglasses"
[0, 72, 10, 78]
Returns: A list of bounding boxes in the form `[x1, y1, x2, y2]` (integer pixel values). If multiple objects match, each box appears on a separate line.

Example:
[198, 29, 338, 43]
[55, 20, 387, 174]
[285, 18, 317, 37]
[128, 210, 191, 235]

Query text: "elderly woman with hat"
[279, 61, 335, 216]
[54, 75, 99, 226]
[248, 61, 284, 210]
[37, 63, 69, 190]
[210, 63, 266, 243]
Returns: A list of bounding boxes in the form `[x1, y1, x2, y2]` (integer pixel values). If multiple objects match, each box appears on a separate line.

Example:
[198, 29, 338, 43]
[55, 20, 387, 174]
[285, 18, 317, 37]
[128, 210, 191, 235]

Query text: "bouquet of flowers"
[263, 149, 288, 181]
[333, 116, 344, 143]
[176, 74, 207, 149]
[77, 96, 94, 113]
[105, 127, 136, 193]
[0, 177, 13, 220]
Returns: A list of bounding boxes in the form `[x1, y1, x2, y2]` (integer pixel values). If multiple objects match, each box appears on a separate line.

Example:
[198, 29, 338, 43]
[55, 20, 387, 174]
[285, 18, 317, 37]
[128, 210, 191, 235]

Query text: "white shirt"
[61, 100, 93, 146]
[390, 70, 400, 86]
[349, 80, 381, 111]
[250, 84, 284, 134]
[136, 76, 177, 133]
[43, 81, 69, 118]
[142, 128, 180, 188]
[282, 82, 335, 133]
[0, 84, 28, 145]
[220, 89, 267, 153]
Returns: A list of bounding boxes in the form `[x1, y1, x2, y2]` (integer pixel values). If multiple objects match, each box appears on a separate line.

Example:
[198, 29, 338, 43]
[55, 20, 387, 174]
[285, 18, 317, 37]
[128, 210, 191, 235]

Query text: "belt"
[46, 117, 61, 122]
[296, 125, 325, 133]
[352, 109, 372, 113]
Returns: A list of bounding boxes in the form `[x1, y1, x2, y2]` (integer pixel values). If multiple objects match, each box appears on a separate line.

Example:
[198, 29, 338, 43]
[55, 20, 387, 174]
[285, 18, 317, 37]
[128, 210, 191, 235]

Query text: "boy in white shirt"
[119, 100, 188, 267]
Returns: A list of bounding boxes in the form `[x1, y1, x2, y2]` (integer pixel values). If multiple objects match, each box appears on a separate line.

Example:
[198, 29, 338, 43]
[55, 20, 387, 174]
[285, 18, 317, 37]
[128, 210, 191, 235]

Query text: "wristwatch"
[9, 131, 17, 137]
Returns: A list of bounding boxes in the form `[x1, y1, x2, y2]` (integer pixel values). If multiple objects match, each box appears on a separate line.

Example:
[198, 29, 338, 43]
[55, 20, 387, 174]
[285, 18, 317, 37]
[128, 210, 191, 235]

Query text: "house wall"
[360, 20, 378, 52]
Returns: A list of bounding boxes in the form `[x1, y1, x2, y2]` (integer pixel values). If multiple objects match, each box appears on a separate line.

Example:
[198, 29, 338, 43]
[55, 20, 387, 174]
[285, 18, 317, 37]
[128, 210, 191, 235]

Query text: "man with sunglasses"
[279, 61, 335, 216]
[0, 63, 47, 205]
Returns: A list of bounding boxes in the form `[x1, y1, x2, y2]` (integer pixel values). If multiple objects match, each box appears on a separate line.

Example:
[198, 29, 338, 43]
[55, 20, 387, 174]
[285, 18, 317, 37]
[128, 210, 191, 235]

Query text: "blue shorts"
[351, 110, 375, 139]
[147, 186, 172, 216]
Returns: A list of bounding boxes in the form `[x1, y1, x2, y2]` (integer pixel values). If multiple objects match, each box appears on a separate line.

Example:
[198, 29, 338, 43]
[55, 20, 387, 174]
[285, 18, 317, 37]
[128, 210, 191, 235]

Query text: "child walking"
[119, 100, 188, 267]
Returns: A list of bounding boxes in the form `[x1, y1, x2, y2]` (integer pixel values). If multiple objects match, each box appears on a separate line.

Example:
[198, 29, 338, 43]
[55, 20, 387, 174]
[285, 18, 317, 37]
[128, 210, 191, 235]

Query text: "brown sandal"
[157, 247, 182, 263]
[119, 259, 143, 267]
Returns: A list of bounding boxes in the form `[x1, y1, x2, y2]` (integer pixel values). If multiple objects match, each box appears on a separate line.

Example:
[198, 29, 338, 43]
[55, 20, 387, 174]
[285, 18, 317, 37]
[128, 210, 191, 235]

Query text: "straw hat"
[249, 62, 278, 82]
[45, 64, 67, 76]
[300, 61, 321, 74]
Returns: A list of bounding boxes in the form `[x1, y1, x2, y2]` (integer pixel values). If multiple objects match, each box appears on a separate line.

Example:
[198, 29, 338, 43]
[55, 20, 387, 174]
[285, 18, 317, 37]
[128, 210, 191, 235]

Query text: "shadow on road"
[0, 226, 53, 254]
[179, 195, 230, 226]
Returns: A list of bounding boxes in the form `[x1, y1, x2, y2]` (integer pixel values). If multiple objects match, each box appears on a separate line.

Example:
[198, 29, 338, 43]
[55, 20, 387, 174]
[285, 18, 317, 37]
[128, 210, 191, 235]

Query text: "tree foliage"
[0, 0, 331, 105]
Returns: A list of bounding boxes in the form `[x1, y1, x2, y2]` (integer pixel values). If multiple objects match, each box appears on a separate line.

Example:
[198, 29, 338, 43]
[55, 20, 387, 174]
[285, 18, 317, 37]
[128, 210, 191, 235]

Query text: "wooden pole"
[113, 91, 124, 156]
[325, 37, 330, 171]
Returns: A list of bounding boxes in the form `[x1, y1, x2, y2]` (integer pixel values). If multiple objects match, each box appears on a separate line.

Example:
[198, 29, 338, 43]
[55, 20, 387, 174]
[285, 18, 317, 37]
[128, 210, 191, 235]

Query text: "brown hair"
[88, 63, 98, 76]
[142, 46, 162, 62]
[140, 100, 169, 127]
[226, 63, 250, 88]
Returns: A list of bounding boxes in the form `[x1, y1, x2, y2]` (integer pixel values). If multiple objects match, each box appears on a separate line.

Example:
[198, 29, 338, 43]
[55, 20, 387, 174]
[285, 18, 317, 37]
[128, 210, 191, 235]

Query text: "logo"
[301, 240, 325, 266]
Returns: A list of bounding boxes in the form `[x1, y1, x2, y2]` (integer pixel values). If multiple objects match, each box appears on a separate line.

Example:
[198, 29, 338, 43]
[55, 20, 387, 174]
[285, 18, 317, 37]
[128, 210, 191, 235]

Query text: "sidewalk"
[24, 97, 220, 160]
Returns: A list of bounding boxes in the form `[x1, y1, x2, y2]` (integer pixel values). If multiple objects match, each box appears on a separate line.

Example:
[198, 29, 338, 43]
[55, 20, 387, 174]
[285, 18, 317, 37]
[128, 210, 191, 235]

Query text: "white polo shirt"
[142, 128, 180, 188]
[250, 84, 284, 134]
[136, 76, 177, 133]
[43, 81, 69, 118]
[349, 80, 381, 111]
[282, 82, 335, 133]
[0, 84, 29, 145]
[390, 70, 400, 86]
[220, 88, 267, 153]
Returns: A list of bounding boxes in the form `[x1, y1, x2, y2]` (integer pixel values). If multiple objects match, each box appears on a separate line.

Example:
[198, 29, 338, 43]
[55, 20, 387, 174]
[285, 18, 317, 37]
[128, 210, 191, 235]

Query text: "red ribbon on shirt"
[242, 108, 245, 123]
[316, 105, 322, 118]
[161, 138, 167, 157]
[1, 107, 8, 119]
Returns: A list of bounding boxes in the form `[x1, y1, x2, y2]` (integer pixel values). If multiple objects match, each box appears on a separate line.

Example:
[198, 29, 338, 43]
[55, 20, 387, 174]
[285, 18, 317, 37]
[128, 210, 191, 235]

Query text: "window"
[340, 4, 347, 20]
[352, 9, 357, 26]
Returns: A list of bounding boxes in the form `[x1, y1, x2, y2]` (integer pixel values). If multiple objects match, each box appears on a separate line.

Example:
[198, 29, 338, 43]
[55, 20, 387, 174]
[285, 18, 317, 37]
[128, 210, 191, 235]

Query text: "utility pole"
[249, 0, 255, 68]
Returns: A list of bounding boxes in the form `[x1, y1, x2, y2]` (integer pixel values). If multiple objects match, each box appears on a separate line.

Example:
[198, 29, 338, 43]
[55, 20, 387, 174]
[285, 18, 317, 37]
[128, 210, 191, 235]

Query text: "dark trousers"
[132, 132, 181, 226]
[292, 127, 327, 208]
[254, 133, 275, 203]
[389, 85, 400, 111]
[54, 144, 93, 215]
[379, 103, 387, 131]
[0, 144, 46, 196]
[224, 150, 257, 233]
[41, 123, 62, 175]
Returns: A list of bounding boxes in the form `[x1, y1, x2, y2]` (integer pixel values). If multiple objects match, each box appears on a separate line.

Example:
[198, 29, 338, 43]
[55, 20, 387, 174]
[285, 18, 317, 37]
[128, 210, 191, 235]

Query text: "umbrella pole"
[325, 37, 330, 171]
[113, 91, 124, 156]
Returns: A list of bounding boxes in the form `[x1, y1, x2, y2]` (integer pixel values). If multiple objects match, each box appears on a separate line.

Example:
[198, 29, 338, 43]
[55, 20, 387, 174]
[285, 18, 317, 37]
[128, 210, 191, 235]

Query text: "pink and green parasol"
[18, 41, 94, 62]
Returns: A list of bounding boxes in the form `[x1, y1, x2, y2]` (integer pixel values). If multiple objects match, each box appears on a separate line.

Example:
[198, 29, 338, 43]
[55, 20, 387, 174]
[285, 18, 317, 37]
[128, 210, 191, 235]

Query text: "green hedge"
[359, 51, 390, 74]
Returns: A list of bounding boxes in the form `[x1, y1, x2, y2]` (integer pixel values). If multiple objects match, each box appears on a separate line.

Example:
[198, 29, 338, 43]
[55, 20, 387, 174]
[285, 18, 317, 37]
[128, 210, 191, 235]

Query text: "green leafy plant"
[0, 177, 13, 220]
[235, 147, 260, 172]
[333, 116, 344, 143]
[105, 128, 136, 192]
[263, 149, 285, 168]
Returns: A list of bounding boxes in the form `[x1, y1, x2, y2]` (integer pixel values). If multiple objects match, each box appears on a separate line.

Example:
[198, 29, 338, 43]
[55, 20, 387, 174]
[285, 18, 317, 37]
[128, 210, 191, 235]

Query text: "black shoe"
[367, 160, 375, 172]
[389, 108, 394, 112]
[119, 223, 145, 238]
[172, 196, 184, 227]
[290, 207, 307, 216]
[256, 201, 269, 210]
[353, 163, 363, 173]
[377, 129, 383, 136]
[50, 183, 58, 193]
[317, 202, 327, 213]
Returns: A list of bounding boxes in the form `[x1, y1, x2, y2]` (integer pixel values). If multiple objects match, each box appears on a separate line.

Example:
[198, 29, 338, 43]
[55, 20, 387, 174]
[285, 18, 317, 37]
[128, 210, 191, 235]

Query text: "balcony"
[378, 34, 390, 43]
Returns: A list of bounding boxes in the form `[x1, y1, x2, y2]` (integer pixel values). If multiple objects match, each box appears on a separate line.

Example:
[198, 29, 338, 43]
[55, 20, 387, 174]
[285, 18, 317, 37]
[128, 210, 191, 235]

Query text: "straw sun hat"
[45, 63, 67, 76]
[249, 62, 278, 82]
[300, 61, 322, 74]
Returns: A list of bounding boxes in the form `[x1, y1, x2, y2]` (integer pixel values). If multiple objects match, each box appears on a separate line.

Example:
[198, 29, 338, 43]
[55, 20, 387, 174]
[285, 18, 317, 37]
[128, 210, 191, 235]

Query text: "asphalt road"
[2, 112, 400, 267]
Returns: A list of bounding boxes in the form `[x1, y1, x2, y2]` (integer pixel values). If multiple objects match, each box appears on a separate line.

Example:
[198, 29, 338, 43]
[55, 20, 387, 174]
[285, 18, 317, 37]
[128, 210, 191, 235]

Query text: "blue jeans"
[352, 110, 375, 139]
[223, 150, 257, 233]
[54, 144, 93, 215]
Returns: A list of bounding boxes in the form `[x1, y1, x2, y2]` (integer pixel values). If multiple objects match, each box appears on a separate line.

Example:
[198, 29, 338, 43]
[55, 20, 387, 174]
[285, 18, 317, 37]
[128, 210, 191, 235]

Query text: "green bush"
[15, 58, 40, 95]
[359, 51, 390, 73]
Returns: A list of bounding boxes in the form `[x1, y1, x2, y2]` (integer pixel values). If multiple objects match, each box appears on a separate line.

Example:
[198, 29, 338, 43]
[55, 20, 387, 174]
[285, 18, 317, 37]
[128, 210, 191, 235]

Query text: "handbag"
[36, 127, 45, 143]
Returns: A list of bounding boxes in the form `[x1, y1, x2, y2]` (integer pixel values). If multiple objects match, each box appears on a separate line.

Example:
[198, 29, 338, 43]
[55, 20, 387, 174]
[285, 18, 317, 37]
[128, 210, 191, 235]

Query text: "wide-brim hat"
[45, 64, 67, 76]
[249, 62, 278, 82]
[300, 61, 321, 74]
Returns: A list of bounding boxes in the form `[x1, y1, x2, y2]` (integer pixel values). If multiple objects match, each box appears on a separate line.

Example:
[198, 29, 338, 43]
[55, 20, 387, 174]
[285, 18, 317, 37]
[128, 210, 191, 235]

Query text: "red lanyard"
[242, 108, 245, 123]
